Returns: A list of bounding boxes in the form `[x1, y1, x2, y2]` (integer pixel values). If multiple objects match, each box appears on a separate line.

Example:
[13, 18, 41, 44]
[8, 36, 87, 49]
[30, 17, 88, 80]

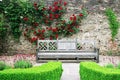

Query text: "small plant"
[107, 50, 113, 56]
[105, 63, 114, 68]
[0, 61, 6, 70]
[5, 65, 12, 69]
[117, 63, 120, 69]
[105, 8, 120, 40]
[14, 60, 32, 68]
[0, 61, 12, 70]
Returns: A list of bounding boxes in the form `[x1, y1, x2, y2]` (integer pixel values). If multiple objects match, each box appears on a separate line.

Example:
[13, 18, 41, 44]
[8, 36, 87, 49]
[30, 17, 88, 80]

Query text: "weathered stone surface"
[1, 0, 120, 55]
[68, 13, 120, 55]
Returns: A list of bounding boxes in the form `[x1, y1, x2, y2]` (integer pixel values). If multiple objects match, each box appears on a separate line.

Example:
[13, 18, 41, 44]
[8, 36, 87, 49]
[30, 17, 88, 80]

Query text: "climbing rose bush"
[21, 0, 85, 44]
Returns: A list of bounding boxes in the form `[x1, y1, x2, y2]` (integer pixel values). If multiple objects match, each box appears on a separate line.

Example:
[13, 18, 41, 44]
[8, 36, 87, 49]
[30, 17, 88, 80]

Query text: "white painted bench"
[36, 39, 99, 63]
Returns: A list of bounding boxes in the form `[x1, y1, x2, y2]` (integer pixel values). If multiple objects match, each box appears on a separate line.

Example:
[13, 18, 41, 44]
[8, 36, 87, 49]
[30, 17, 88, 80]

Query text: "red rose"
[52, 28, 57, 32]
[76, 26, 79, 28]
[55, 34, 58, 39]
[59, 6, 63, 10]
[31, 37, 37, 43]
[73, 16, 76, 21]
[46, 27, 49, 30]
[33, 31, 36, 35]
[23, 32, 26, 36]
[69, 29, 74, 32]
[42, 7, 46, 11]
[34, 22, 39, 27]
[38, 29, 41, 33]
[46, 16, 48, 18]
[41, 37, 44, 40]
[49, 14, 53, 18]
[53, 2, 58, 6]
[54, 14, 59, 18]
[59, 0, 62, 4]
[71, 22, 75, 26]
[64, 2, 67, 6]
[52, 9, 56, 12]
[72, 14, 75, 16]
[50, 18, 53, 21]
[79, 13, 83, 17]
[39, 34, 43, 37]
[49, 6, 52, 10]
[34, 2, 37, 7]
[25, 28, 28, 31]
[54, 6, 59, 10]
[42, 29, 45, 33]
[70, 16, 73, 21]
[23, 17, 28, 21]
[49, 27, 52, 31]
[50, 36, 53, 40]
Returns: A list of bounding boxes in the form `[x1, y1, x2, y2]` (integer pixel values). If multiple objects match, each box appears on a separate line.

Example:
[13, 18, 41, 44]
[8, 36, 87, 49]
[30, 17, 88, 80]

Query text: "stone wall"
[69, 13, 120, 55]
[0, 0, 120, 55]
[31, 0, 120, 13]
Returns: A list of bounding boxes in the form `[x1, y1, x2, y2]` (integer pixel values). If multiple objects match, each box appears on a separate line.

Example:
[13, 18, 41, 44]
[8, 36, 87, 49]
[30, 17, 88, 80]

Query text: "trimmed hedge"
[0, 62, 63, 80]
[80, 62, 120, 80]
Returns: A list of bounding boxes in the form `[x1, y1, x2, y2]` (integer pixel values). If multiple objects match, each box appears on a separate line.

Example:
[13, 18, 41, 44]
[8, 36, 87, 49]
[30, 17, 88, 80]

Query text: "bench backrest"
[37, 39, 96, 51]
[57, 40, 76, 50]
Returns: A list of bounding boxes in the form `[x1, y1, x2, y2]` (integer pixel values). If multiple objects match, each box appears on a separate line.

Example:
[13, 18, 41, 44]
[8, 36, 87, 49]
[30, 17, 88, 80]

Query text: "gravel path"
[61, 63, 80, 80]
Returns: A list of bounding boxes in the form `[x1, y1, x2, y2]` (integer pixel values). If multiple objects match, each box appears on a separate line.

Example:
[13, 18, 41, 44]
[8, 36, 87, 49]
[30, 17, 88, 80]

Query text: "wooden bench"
[36, 39, 99, 63]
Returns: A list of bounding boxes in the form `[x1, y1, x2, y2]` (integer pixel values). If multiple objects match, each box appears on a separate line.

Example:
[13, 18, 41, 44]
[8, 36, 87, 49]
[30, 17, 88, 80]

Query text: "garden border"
[0, 62, 63, 80]
[80, 62, 120, 80]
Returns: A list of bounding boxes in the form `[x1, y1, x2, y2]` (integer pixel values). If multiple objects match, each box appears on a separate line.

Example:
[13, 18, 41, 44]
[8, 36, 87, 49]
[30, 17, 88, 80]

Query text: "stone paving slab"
[61, 63, 80, 80]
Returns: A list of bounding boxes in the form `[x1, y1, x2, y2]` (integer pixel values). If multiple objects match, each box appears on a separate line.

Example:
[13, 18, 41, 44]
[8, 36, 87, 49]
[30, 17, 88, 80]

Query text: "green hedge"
[0, 61, 63, 80]
[80, 62, 120, 80]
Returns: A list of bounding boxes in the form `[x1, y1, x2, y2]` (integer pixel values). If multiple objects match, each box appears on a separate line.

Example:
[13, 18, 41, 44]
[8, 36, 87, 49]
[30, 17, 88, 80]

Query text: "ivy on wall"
[105, 8, 120, 41]
[0, 13, 8, 54]
[0, 13, 7, 40]
[0, 0, 23, 40]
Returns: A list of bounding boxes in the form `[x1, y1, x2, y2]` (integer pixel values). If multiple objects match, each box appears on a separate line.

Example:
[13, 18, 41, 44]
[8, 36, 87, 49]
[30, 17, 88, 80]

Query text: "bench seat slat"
[38, 53, 97, 58]
[38, 52, 97, 56]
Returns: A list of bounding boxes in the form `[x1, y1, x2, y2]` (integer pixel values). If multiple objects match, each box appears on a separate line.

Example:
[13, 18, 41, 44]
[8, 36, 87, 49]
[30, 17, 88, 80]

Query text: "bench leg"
[36, 49, 39, 63]
[57, 58, 59, 61]
[96, 57, 99, 63]
[76, 57, 79, 62]
[96, 49, 99, 63]
[36, 56, 38, 63]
